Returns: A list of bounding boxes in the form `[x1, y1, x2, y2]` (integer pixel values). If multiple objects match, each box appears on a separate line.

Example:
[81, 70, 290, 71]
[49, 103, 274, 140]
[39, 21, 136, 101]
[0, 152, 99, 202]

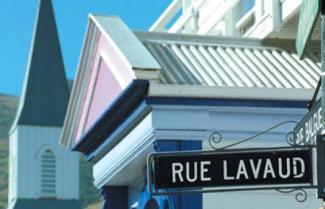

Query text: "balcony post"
[271, 0, 281, 31]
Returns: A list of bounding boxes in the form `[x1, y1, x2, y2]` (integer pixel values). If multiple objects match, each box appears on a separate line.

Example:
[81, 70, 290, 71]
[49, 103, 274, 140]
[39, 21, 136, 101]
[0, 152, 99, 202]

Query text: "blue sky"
[0, 0, 171, 96]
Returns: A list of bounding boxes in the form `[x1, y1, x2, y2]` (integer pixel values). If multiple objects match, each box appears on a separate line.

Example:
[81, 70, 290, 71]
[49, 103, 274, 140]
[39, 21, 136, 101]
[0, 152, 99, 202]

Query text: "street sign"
[148, 147, 313, 195]
[296, 0, 319, 58]
[294, 99, 322, 145]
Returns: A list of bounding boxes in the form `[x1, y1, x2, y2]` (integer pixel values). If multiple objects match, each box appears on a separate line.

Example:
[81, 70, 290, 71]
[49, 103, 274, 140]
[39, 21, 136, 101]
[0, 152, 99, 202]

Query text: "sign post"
[321, 0, 325, 131]
[148, 147, 315, 196]
[317, 133, 325, 199]
[320, 2, 325, 206]
[294, 99, 323, 145]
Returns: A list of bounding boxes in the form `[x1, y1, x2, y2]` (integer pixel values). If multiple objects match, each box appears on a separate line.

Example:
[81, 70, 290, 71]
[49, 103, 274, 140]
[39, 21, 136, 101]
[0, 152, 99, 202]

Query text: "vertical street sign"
[294, 99, 322, 145]
[296, 0, 319, 58]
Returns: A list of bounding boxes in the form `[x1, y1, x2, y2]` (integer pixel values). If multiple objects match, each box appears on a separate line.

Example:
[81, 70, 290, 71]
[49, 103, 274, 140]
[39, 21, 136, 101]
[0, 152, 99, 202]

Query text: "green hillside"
[0, 94, 17, 208]
[0, 139, 8, 209]
[0, 94, 18, 139]
[0, 94, 99, 208]
[80, 160, 100, 208]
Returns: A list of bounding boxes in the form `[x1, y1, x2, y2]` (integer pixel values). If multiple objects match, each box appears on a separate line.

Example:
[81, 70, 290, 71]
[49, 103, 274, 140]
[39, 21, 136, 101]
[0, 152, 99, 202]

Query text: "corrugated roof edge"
[90, 14, 161, 70]
[134, 31, 320, 53]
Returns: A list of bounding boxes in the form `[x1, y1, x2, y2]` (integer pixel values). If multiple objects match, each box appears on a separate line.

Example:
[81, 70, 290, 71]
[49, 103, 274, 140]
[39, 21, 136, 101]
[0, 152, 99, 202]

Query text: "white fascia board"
[92, 96, 307, 187]
[151, 129, 288, 145]
[151, 104, 306, 115]
[60, 20, 98, 148]
[148, 84, 314, 101]
[93, 113, 155, 188]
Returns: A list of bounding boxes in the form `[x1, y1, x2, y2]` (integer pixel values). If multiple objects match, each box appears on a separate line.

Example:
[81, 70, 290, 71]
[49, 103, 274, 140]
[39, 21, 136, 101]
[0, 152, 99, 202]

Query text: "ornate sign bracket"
[206, 120, 315, 203]
[208, 120, 301, 151]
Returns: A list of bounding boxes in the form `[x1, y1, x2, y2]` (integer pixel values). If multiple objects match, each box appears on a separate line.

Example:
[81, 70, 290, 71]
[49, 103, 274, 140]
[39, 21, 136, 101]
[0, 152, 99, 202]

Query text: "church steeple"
[8, 1, 80, 208]
[12, 0, 69, 128]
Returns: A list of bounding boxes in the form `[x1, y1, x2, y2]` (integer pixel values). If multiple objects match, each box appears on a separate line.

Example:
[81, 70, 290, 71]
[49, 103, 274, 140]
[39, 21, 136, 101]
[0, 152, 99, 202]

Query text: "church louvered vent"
[41, 149, 56, 197]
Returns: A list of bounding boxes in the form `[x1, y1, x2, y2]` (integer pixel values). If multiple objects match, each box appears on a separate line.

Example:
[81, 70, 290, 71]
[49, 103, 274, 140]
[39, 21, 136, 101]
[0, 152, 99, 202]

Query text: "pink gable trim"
[85, 60, 121, 130]
[75, 32, 136, 143]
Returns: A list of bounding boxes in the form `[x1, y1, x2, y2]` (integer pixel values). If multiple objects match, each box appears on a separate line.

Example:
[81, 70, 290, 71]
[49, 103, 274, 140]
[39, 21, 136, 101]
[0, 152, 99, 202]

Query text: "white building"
[60, 14, 322, 209]
[148, 1, 323, 209]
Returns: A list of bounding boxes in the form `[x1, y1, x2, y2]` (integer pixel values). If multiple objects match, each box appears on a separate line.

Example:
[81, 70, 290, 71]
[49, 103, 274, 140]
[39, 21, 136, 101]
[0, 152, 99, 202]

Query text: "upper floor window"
[235, 0, 257, 35]
[237, 0, 256, 18]
[40, 149, 56, 197]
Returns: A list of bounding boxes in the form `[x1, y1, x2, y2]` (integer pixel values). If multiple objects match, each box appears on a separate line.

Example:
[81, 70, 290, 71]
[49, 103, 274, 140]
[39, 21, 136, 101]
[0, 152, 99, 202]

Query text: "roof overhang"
[72, 80, 150, 158]
[72, 79, 310, 162]
[61, 15, 318, 159]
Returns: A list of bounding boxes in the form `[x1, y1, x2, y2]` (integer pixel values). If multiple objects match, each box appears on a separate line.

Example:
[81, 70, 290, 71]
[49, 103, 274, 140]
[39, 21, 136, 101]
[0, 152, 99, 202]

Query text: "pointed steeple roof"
[12, 0, 69, 129]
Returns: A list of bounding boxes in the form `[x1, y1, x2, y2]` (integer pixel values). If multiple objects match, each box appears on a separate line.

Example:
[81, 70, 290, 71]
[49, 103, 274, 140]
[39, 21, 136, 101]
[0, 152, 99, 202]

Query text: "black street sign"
[148, 147, 313, 194]
[294, 99, 322, 145]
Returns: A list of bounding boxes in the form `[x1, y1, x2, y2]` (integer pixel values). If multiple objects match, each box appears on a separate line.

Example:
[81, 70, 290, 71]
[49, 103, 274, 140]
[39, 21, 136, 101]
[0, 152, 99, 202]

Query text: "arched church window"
[40, 149, 56, 197]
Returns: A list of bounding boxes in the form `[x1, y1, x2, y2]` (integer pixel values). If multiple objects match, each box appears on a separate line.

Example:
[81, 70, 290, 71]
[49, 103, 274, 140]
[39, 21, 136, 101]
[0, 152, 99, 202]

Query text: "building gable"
[60, 16, 320, 154]
[61, 15, 160, 147]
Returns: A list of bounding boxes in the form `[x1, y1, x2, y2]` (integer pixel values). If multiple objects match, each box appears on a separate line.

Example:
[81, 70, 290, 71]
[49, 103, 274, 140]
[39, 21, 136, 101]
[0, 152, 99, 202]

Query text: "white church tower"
[8, 0, 81, 208]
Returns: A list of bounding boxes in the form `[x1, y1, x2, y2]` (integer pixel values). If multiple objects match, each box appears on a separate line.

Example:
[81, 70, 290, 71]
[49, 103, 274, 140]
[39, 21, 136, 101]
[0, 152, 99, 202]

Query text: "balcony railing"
[150, 0, 240, 34]
[235, 6, 256, 36]
[150, 0, 303, 39]
[149, 0, 182, 32]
